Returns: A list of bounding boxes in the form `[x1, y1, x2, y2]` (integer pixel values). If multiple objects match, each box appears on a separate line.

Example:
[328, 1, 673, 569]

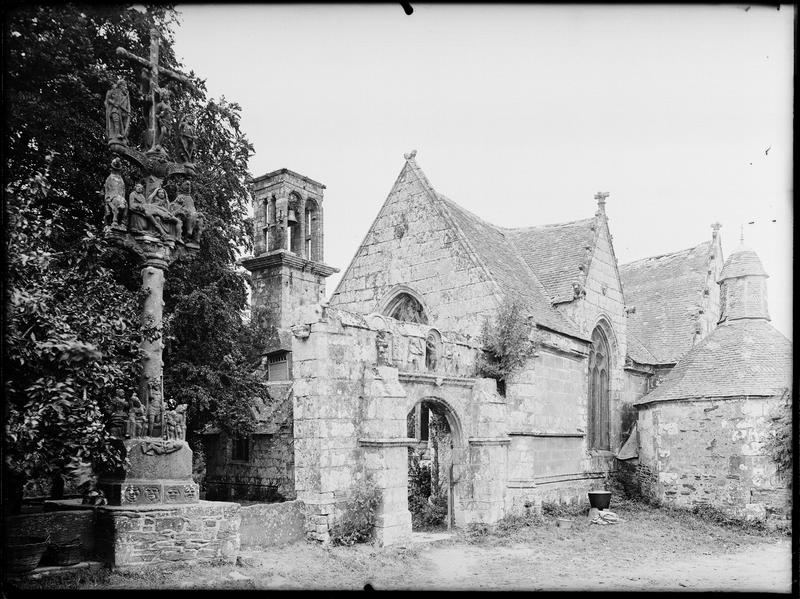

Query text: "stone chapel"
[202, 152, 789, 543]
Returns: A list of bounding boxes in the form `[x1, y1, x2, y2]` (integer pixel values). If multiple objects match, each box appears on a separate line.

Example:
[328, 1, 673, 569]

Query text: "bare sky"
[172, 4, 793, 339]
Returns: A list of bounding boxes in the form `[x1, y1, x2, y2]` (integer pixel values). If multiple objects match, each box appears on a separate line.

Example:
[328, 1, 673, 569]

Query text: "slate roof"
[432, 192, 588, 341]
[635, 319, 792, 404]
[619, 242, 713, 365]
[505, 219, 597, 304]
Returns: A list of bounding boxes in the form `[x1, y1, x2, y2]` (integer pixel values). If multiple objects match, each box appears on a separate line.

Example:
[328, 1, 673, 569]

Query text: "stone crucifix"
[116, 27, 196, 153]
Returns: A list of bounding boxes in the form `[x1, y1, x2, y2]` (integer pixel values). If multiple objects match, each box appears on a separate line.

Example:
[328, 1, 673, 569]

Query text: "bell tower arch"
[242, 168, 338, 357]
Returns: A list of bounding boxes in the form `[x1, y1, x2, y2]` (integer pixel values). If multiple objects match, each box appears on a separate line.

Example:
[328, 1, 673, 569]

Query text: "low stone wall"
[94, 500, 240, 567]
[239, 500, 306, 548]
[6, 509, 96, 563]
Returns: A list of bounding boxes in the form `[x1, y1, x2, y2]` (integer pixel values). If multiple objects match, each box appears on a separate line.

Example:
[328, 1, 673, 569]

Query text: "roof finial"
[711, 222, 722, 239]
[594, 191, 609, 216]
[404, 149, 417, 161]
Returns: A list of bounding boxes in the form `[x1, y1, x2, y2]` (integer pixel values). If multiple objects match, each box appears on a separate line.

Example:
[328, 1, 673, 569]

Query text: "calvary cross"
[116, 27, 196, 151]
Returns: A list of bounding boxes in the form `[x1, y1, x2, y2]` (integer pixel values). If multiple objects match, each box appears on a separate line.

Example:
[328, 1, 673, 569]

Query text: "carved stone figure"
[153, 87, 174, 150]
[163, 404, 188, 441]
[376, 331, 391, 366]
[172, 180, 201, 244]
[177, 113, 197, 163]
[425, 332, 439, 371]
[103, 158, 126, 228]
[108, 389, 129, 438]
[145, 377, 163, 437]
[105, 78, 131, 144]
[127, 394, 145, 438]
[138, 187, 182, 239]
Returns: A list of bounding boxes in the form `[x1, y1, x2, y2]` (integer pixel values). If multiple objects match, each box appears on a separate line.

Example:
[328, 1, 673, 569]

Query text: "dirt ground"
[12, 502, 793, 592]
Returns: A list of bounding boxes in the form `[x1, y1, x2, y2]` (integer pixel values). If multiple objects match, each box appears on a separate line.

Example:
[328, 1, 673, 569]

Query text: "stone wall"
[94, 501, 240, 567]
[329, 162, 501, 337]
[239, 500, 306, 548]
[204, 429, 295, 502]
[637, 396, 791, 525]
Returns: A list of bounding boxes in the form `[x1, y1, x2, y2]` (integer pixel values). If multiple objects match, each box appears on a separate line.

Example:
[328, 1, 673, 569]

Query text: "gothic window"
[588, 326, 611, 450]
[385, 293, 428, 324]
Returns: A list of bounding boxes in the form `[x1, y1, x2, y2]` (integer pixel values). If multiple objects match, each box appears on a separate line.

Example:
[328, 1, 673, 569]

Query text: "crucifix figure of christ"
[116, 27, 196, 154]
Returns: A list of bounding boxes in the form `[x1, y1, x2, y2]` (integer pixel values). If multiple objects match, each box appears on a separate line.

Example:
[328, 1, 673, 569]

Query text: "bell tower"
[241, 169, 338, 359]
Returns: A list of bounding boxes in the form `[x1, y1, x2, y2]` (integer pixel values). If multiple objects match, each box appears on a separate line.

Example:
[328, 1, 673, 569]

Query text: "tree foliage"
[476, 300, 536, 392]
[3, 5, 267, 494]
[765, 394, 792, 488]
[3, 159, 141, 500]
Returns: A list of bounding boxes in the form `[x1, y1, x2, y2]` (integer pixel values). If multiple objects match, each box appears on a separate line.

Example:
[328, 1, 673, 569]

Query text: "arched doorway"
[588, 325, 611, 450]
[406, 398, 460, 530]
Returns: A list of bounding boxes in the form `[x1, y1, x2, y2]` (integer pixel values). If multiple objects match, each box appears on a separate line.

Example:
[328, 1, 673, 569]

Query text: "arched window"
[266, 197, 277, 251]
[305, 199, 320, 261]
[384, 293, 428, 324]
[288, 193, 302, 255]
[588, 326, 610, 450]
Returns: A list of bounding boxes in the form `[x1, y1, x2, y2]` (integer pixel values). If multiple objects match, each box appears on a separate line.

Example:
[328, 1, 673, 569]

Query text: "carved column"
[140, 263, 165, 436]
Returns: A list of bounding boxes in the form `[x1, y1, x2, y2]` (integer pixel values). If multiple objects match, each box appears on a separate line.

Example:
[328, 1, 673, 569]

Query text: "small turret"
[717, 242, 769, 324]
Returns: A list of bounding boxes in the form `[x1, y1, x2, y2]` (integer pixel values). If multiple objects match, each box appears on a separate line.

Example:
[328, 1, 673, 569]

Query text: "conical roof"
[635, 319, 791, 404]
[718, 244, 767, 281]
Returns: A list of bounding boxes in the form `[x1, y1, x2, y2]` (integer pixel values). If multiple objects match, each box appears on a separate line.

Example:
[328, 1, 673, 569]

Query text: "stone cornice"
[397, 372, 477, 388]
[359, 438, 418, 447]
[507, 431, 585, 438]
[240, 251, 339, 277]
[468, 437, 511, 446]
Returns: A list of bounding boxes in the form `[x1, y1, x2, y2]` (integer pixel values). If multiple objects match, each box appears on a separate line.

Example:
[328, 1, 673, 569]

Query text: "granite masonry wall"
[637, 396, 791, 525]
[329, 163, 500, 337]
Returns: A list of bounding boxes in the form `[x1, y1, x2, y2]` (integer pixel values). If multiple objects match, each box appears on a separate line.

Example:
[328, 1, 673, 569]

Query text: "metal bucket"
[588, 490, 611, 510]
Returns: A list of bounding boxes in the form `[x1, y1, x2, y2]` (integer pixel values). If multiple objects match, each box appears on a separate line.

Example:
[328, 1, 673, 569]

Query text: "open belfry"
[203, 150, 790, 544]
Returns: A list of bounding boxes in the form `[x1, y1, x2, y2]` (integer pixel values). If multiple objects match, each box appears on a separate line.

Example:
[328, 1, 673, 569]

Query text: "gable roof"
[620, 241, 713, 365]
[434, 192, 586, 340]
[635, 319, 792, 404]
[505, 218, 597, 304]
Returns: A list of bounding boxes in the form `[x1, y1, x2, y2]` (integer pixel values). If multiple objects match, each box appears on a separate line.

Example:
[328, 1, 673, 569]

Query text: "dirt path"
[420, 539, 792, 592]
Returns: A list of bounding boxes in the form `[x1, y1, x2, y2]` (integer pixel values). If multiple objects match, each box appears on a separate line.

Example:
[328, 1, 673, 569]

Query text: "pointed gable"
[331, 155, 586, 340]
[620, 241, 716, 365]
[506, 218, 597, 304]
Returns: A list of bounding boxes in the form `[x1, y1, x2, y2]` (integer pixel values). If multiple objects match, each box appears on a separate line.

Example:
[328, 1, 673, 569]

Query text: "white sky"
[172, 4, 793, 339]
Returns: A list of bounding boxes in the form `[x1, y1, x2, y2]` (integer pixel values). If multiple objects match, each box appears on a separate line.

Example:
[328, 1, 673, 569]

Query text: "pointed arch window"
[384, 293, 428, 324]
[588, 326, 610, 450]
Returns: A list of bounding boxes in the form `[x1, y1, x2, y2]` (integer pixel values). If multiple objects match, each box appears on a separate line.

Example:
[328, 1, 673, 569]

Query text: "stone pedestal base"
[95, 500, 241, 567]
[98, 438, 198, 506]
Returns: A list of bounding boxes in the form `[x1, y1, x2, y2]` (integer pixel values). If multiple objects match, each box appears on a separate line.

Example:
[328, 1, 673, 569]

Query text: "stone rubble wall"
[94, 500, 241, 567]
[637, 396, 791, 525]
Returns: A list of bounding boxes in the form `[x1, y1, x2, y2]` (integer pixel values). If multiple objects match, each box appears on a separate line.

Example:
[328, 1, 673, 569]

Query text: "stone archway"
[405, 397, 465, 530]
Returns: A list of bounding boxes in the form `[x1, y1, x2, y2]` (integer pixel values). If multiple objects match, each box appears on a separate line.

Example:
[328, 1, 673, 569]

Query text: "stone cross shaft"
[116, 27, 195, 151]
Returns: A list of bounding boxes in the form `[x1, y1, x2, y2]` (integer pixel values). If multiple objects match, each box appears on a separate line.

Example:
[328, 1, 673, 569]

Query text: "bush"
[765, 395, 792, 487]
[329, 478, 382, 546]
[476, 300, 536, 394]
